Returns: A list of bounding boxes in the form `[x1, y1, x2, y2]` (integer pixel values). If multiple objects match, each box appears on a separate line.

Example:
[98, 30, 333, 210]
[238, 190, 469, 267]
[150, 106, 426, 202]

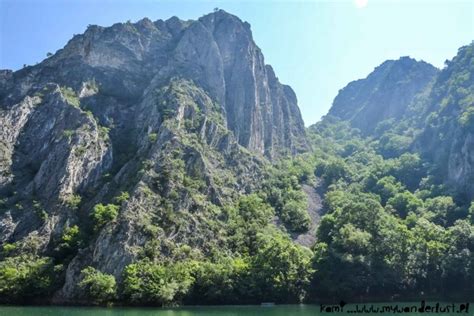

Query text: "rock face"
[416, 43, 474, 200]
[328, 57, 438, 135]
[5, 10, 307, 158]
[0, 10, 308, 302]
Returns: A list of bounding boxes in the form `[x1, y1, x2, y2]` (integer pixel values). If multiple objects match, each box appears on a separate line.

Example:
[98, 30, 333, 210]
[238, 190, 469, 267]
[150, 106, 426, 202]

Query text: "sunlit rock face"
[328, 56, 438, 136]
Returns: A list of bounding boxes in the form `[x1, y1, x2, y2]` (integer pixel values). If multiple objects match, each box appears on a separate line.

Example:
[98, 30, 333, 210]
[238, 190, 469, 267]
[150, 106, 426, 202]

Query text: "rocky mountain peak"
[328, 56, 438, 135]
[2, 9, 308, 159]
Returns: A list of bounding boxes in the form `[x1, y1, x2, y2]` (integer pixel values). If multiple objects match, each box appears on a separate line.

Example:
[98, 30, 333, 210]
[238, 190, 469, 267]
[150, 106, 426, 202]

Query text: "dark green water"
[0, 303, 472, 316]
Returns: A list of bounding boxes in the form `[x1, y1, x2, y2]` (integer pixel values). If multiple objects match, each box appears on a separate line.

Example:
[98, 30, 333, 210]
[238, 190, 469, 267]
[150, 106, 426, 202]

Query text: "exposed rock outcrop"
[328, 57, 438, 135]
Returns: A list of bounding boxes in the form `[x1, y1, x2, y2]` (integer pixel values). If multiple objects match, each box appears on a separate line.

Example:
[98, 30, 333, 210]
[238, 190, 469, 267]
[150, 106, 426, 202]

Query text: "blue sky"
[1, 0, 473, 125]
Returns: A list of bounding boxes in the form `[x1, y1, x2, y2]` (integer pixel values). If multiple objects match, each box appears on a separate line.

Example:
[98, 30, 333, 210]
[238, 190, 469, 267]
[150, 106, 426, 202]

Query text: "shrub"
[281, 200, 311, 233]
[91, 204, 119, 229]
[60, 86, 80, 107]
[2, 243, 17, 256]
[57, 225, 81, 256]
[148, 133, 158, 142]
[114, 191, 130, 204]
[64, 194, 81, 210]
[79, 266, 116, 304]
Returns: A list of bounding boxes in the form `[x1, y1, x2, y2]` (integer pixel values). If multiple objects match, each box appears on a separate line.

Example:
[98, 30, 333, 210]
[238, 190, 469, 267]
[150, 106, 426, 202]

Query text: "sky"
[1, 0, 473, 126]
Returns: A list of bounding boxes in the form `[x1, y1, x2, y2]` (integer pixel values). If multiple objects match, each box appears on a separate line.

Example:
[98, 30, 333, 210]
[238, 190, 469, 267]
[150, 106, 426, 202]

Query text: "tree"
[56, 225, 81, 258]
[281, 199, 311, 232]
[315, 157, 350, 184]
[373, 176, 404, 205]
[91, 203, 119, 229]
[0, 255, 56, 302]
[79, 267, 116, 304]
[122, 260, 195, 305]
[387, 191, 423, 218]
[423, 196, 456, 226]
[249, 233, 313, 303]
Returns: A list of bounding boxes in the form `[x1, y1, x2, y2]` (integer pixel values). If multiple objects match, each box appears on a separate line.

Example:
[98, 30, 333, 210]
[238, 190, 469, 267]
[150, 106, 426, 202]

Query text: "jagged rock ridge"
[328, 56, 438, 135]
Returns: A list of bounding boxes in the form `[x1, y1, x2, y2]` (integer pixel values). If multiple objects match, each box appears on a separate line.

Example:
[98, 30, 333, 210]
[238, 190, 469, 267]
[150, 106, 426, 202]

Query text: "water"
[0, 303, 472, 316]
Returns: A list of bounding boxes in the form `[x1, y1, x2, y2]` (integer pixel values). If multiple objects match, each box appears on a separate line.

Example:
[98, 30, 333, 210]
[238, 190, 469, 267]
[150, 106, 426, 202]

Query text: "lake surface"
[1, 303, 472, 316]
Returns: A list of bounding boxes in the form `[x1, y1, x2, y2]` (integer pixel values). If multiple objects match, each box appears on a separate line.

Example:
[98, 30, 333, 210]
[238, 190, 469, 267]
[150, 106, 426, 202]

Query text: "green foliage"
[148, 133, 158, 142]
[280, 200, 311, 233]
[248, 233, 313, 303]
[56, 225, 82, 257]
[75, 145, 87, 156]
[263, 159, 312, 233]
[123, 260, 195, 306]
[79, 267, 116, 304]
[373, 176, 404, 205]
[99, 126, 110, 140]
[63, 129, 74, 140]
[188, 257, 250, 304]
[459, 106, 474, 128]
[0, 255, 58, 302]
[307, 114, 474, 300]
[2, 243, 17, 256]
[377, 133, 413, 158]
[91, 204, 119, 229]
[64, 194, 81, 210]
[387, 191, 423, 218]
[423, 196, 457, 225]
[227, 194, 273, 253]
[315, 157, 350, 185]
[60, 86, 80, 107]
[114, 191, 130, 204]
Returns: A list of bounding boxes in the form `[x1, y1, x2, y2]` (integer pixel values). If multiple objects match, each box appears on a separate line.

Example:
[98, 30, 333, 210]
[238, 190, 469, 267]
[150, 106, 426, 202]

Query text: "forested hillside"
[307, 43, 474, 301]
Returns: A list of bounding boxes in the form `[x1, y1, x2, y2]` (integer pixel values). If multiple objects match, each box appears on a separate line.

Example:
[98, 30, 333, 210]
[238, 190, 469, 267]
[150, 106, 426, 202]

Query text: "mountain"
[0, 10, 312, 304]
[1, 9, 473, 306]
[416, 43, 474, 200]
[328, 56, 438, 135]
[324, 43, 474, 199]
[306, 43, 474, 301]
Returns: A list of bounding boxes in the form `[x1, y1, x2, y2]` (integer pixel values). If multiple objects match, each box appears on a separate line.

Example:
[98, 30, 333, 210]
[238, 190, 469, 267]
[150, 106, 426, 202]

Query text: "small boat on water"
[261, 302, 275, 307]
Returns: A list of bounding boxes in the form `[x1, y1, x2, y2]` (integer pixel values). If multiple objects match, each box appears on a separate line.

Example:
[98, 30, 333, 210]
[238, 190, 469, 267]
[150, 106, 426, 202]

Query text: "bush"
[64, 194, 81, 210]
[79, 267, 116, 304]
[114, 191, 130, 204]
[248, 234, 313, 303]
[2, 243, 17, 256]
[281, 200, 311, 232]
[189, 257, 250, 304]
[60, 86, 80, 107]
[91, 204, 119, 229]
[148, 133, 158, 142]
[57, 225, 81, 257]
